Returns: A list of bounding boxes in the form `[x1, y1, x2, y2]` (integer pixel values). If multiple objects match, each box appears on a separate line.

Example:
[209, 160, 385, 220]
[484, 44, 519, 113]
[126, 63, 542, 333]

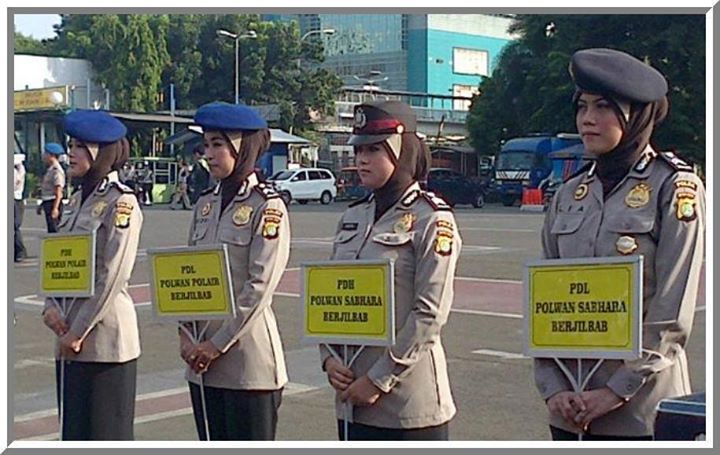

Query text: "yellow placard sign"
[40, 233, 95, 297]
[14, 86, 69, 111]
[302, 260, 395, 346]
[149, 246, 235, 320]
[524, 256, 642, 360]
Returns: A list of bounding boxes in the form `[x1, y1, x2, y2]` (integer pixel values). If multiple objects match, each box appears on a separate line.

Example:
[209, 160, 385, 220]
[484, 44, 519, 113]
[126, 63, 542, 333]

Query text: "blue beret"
[570, 48, 668, 103]
[44, 142, 66, 155]
[194, 102, 267, 131]
[63, 110, 128, 143]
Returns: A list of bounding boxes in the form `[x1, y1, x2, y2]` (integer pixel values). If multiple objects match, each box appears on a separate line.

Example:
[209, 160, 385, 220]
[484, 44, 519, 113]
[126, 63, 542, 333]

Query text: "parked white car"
[269, 168, 337, 205]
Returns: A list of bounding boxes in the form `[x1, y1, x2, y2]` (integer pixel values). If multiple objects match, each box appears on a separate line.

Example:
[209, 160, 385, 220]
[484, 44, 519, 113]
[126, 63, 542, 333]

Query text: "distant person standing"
[14, 153, 27, 262]
[189, 145, 211, 205]
[170, 159, 192, 210]
[39, 143, 66, 233]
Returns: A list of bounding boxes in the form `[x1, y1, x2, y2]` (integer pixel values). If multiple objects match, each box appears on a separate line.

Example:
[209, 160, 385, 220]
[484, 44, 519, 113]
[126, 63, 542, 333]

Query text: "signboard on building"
[14, 86, 69, 111]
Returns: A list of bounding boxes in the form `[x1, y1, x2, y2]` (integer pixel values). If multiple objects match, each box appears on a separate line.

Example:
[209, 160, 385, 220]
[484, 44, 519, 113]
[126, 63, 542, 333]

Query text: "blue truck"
[494, 133, 582, 206]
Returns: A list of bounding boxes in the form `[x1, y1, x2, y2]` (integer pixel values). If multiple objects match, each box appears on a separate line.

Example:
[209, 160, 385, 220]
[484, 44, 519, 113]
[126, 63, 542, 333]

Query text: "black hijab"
[372, 133, 430, 221]
[574, 92, 669, 195]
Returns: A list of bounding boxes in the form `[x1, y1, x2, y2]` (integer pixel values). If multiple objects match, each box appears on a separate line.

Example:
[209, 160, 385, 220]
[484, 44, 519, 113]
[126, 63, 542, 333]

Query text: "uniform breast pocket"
[371, 232, 412, 264]
[74, 217, 102, 233]
[332, 230, 360, 260]
[191, 222, 210, 244]
[219, 226, 252, 247]
[550, 213, 585, 258]
[604, 214, 657, 262]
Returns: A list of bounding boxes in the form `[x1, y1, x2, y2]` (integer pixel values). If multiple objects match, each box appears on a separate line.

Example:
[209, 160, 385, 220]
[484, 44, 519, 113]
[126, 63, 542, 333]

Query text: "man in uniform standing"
[39, 142, 66, 233]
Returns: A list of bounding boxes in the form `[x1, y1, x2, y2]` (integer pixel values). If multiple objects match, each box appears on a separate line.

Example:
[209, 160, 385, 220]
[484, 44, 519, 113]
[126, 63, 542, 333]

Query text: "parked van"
[336, 167, 370, 201]
[494, 133, 581, 206]
[269, 167, 337, 205]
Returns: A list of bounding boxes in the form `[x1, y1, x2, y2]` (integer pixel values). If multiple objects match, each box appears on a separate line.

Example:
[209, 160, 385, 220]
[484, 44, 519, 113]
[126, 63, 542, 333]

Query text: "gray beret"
[570, 48, 668, 103]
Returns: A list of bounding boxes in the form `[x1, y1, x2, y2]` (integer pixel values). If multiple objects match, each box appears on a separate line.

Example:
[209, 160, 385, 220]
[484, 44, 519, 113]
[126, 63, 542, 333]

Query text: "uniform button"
[562, 224, 567, 229]
[626, 384, 633, 391]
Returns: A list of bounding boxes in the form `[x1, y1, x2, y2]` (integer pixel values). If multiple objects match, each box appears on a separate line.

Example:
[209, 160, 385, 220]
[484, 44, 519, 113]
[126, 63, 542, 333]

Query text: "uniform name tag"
[341, 222, 359, 231]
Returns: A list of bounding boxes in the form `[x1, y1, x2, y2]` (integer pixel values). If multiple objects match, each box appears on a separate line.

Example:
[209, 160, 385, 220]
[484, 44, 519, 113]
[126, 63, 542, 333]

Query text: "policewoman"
[535, 48, 705, 440]
[39, 142, 67, 233]
[41, 110, 142, 440]
[180, 102, 289, 440]
[320, 101, 460, 440]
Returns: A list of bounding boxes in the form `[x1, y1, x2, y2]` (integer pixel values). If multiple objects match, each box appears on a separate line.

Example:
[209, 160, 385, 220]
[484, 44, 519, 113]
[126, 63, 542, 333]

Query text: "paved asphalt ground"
[11, 201, 707, 441]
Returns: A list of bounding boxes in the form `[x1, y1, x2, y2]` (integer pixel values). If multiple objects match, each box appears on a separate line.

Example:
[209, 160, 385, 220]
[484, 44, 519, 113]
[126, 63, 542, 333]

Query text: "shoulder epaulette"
[401, 189, 421, 207]
[254, 182, 280, 200]
[349, 193, 373, 208]
[110, 180, 135, 194]
[658, 151, 695, 173]
[566, 161, 595, 182]
[420, 191, 452, 211]
[200, 186, 215, 196]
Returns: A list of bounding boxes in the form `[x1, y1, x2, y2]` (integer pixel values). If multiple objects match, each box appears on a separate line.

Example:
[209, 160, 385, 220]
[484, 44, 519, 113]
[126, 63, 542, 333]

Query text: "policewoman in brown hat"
[320, 100, 460, 440]
[41, 109, 142, 440]
[535, 48, 705, 440]
[179, 102, 289, 440]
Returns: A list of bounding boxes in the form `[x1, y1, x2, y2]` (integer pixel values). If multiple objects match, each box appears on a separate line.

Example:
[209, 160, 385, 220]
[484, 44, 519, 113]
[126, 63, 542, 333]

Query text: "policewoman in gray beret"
[535, 48, 705, 440]
[179, 102, 289, 440]
[321, 100, 460, 440]
[42, 110, 142, 440]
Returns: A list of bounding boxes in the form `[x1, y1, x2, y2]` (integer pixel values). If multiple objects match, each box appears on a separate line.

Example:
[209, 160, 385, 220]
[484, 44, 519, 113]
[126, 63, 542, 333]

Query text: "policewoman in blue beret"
[179, 102, 289, 440]
[39, 142, 67, 233]
[42, 110, 143, 440]
[320, 100, 460, 440]
[535, 48, 705, 440]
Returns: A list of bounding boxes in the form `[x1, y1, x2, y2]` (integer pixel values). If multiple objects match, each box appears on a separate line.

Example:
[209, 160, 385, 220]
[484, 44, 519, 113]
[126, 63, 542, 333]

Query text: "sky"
[14, 14, 61, 39]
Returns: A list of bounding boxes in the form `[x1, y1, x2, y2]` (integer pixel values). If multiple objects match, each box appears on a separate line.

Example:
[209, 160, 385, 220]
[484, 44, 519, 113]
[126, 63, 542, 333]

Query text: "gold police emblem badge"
[676, 195, 697, 222]
[616, 236, 638, 255]
[114, 201, 133, 229]
[394, 213, 416, 233]
[201, 202, 212, 217]
[625, 183, 651, 208]
[434, 230, 453, 256]
[262, 216, 281, 240]
[92, 201, 108, 218]
[574, 183, 589, 201]
[232, 205, 253, 226]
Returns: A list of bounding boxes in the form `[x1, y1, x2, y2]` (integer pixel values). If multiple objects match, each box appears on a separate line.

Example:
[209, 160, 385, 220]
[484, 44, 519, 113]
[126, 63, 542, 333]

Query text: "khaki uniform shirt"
[41, 162, 65, 201]
[534, 147, 705, 436]
[44, 171, 143, 363]
[320, 183, 460, 429]
[185, 173, 289, 391]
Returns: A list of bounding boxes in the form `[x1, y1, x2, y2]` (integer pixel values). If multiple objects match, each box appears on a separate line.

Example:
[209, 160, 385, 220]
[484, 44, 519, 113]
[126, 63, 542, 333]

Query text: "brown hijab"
[219, 128, 271, 213]
[79, 138, 130, 203]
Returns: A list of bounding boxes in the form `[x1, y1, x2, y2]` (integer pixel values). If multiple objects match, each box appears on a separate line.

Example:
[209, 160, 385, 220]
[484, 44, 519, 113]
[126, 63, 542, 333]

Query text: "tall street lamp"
[297, 28, 336, 68]
[216, 29, 258, 104]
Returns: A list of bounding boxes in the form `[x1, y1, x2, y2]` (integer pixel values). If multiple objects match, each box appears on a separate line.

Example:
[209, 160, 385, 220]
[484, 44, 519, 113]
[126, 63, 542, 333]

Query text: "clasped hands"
[179, 330, 221, 374]
[43, 307, 82, 357]
[547, 388, 625, 432]
[324, 357, 382, 407]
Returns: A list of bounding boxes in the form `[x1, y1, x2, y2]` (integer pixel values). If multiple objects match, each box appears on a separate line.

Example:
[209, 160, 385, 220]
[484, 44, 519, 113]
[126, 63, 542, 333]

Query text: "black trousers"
[42, 200, 62, 233]
[337, 420, 450, 441]
[55, 359, 137, 440]
[14, 199, 26, 260]
[550, 425, 653, 441]
[189, 383, 282, 441]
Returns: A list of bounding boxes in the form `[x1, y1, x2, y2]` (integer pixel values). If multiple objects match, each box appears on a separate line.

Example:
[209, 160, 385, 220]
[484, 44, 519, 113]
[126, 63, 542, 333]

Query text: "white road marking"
[472, 349, 527, 360]
[14, 358, 55, 370]
[15, 381, 324, 441]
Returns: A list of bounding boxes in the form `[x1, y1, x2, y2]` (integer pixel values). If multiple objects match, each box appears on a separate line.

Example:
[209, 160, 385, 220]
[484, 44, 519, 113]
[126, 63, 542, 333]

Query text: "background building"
[265, 13, 517, 103]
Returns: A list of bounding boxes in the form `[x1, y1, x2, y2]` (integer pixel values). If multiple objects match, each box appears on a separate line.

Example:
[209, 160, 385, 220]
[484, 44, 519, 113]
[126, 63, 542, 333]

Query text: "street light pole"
[234, 37, 239, 104]
[297, 28, 336, 69]
[217, 29, 257, 104]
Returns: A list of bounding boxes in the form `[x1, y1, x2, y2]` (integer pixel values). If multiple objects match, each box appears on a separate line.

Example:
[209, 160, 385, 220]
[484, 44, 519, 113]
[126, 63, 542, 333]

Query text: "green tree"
[467, 15, 706, 165]
[14, 28, 52, 55]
